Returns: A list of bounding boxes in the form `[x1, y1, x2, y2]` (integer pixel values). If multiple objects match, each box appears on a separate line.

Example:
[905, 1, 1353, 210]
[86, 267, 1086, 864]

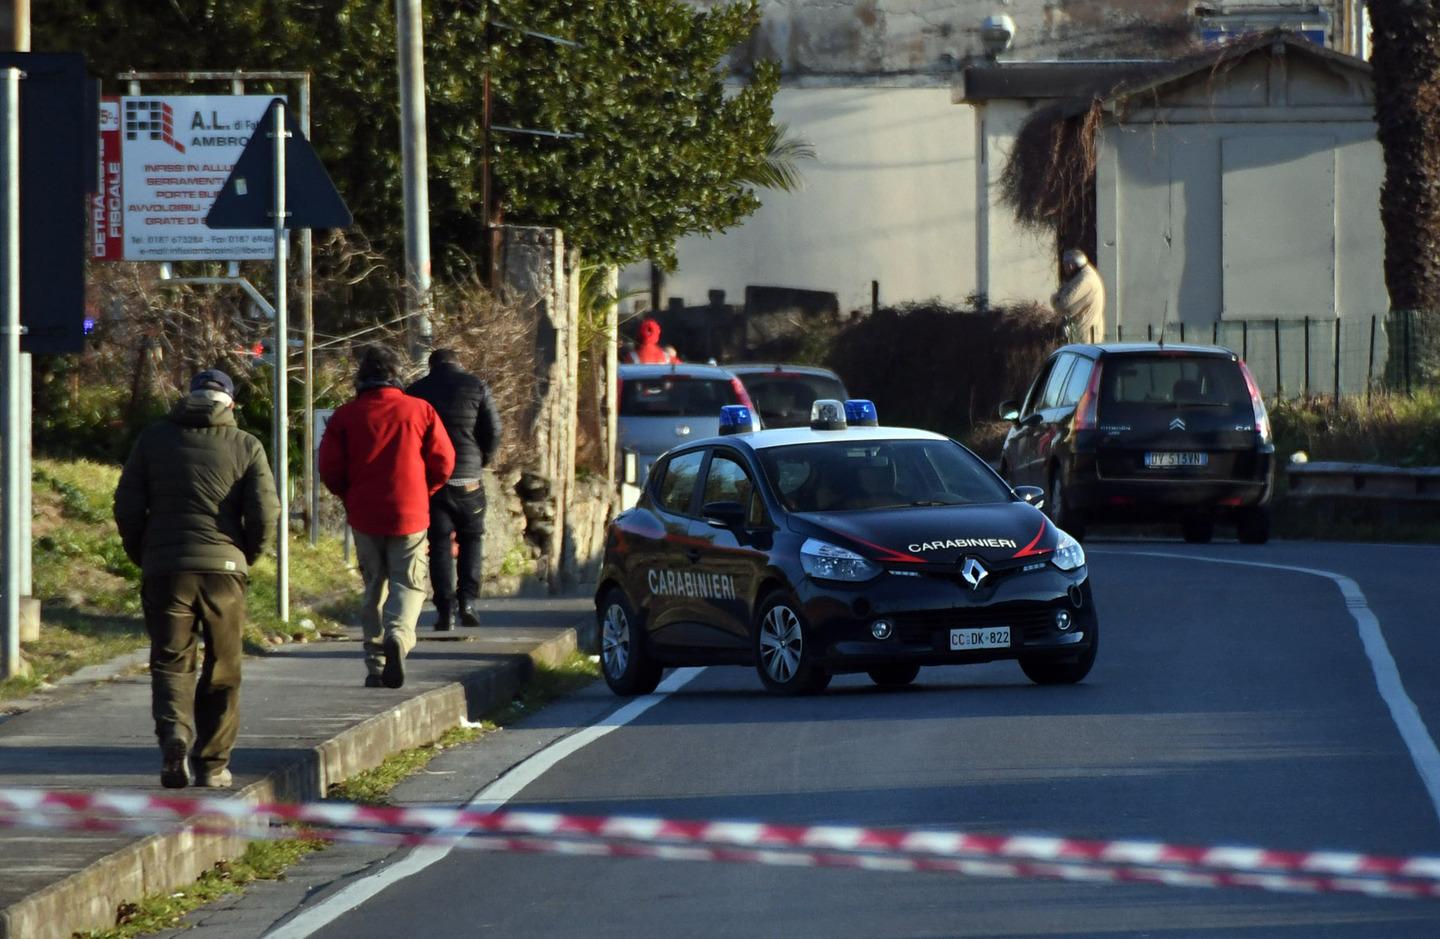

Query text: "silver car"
[618, 363, 754, 480]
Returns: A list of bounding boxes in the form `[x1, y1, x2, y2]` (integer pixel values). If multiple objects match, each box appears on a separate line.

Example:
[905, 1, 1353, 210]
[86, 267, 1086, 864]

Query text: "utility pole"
[396, 0, 433, 363]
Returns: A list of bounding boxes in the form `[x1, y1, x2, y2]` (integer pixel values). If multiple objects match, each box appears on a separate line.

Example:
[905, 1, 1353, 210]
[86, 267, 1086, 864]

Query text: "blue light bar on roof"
[844, 399, 878, 427]
[719, 405, 758, 435]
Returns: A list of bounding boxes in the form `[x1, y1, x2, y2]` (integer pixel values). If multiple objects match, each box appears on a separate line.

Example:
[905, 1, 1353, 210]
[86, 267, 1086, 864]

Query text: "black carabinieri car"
[594, 401, 1099, 696]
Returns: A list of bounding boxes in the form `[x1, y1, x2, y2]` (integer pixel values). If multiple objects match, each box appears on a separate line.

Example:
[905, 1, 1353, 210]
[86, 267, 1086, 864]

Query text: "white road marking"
[1097, 549, 1440, 826]
[266, 667, 706, 939]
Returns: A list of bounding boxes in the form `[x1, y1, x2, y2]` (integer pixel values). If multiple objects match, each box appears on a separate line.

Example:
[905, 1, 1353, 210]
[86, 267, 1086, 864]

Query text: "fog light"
[1054, 610, 1072, 632]
[872, 619, 894, 640]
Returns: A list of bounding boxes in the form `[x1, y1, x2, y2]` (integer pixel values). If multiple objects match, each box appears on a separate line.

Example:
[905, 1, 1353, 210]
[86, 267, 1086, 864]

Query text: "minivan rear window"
[1100, 355, 1247, 409]
[620, 376, 741, 417]
[741, 374, 847, 428]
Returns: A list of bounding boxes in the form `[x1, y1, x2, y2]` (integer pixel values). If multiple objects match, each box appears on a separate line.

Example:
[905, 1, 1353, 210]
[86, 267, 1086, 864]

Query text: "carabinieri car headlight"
[800, 538, 883, 583]
[1051, 531, 1086, 572]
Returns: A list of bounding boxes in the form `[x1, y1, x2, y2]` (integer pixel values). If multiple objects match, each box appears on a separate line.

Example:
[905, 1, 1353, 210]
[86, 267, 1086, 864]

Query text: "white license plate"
[1144, 451, 1209, 467]
[950, 626, 1010, 651]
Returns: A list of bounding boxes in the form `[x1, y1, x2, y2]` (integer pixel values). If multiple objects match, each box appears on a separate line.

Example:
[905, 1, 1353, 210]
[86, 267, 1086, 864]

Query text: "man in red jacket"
[320, 345, 455, 688]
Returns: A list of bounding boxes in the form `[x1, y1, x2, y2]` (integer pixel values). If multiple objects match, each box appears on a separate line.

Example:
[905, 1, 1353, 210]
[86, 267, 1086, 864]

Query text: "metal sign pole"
[1, 67, 22, 678]
[272, 101, 290, 624]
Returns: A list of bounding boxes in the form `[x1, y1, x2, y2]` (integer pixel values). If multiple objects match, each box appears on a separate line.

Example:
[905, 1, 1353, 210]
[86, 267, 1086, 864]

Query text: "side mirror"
[1014, 485, 1045, 508]
[998, 400, 1020, 423]
[702, 500, 746, 529]
[1020, 412, 1044, 428]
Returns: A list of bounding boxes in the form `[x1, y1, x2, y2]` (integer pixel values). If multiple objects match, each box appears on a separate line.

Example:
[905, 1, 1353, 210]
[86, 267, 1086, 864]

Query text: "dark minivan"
[998, 343, 1274, 543]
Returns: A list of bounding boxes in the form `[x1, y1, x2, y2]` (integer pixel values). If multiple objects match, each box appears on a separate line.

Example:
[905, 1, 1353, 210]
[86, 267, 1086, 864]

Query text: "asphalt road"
[174, 540, 1440, 938]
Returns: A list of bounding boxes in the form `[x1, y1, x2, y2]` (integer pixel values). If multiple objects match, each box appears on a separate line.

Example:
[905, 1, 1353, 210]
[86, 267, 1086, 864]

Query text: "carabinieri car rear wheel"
[599, 589, 662, 696]
[754, 593, 831, 695]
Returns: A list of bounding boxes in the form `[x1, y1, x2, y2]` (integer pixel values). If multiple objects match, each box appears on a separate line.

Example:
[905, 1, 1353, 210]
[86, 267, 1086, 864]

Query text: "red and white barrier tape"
[2, 788, 1438, 901]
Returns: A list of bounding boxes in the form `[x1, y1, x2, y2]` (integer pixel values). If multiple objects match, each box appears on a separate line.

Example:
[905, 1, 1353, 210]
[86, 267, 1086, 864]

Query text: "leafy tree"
[35, 0, 787, 272]
[1366, 0, 1440, 385]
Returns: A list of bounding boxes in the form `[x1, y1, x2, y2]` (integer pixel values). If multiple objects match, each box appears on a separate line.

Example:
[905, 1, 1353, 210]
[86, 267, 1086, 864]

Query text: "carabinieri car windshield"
[595, 400, 1098, 695]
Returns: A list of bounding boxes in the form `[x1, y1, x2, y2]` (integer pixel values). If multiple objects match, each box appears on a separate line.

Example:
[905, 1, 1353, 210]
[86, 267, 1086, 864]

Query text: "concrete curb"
[0, 626, 584, 939]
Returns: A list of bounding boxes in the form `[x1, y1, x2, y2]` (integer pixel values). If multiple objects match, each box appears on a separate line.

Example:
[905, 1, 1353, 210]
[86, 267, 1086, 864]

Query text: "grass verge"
[77, 838, 327, 939]
[329, 651, 601, 805]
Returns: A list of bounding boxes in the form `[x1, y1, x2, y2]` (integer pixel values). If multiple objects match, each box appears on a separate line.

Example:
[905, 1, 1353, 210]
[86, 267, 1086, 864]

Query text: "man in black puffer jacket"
[406, 348, 502, 630]
[114, 369, 278, 789]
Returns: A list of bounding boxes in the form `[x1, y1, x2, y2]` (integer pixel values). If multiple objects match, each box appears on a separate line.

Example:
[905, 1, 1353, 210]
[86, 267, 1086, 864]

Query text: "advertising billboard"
[94, 94, 285, 262]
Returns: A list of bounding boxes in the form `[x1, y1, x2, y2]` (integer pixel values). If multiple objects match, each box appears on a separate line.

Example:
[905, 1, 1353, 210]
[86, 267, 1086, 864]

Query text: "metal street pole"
[5, 0, 33, 643]
[397, 0, 433, 362]
[272, 102, 291, 624]
[1, 67, 22, 679]
[300, 78, 318, 547]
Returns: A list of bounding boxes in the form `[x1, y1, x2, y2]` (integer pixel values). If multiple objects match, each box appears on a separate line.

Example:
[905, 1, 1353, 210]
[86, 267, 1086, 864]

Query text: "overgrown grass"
[1271, 390, 1440, 467]
[329, 652, 601, 805]
[76, 838, 327, 939]
[5, 458, 362, 701]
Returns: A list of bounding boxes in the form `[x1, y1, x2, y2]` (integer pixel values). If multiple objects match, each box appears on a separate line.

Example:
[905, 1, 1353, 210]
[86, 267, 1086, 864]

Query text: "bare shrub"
[825, 299, 1065, 443]
[426, 271, 538, 475]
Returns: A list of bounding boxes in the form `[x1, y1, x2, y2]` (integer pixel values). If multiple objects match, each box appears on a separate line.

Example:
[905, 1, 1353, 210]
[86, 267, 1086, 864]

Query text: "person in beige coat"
[1051, 249, 1106, 344]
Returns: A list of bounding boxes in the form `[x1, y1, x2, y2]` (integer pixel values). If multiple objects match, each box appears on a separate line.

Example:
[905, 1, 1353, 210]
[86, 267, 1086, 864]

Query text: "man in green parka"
[114, 368, 278, 789]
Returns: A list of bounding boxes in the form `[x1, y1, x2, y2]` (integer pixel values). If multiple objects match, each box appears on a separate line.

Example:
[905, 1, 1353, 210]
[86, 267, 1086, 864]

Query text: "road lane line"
[266, 667, 706, 939]
[1096, 549, 1440, 826]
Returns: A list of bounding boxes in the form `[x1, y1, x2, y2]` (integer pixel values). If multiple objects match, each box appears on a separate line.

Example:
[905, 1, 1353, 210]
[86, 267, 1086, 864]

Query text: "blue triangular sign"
[206, 98, 352, 230]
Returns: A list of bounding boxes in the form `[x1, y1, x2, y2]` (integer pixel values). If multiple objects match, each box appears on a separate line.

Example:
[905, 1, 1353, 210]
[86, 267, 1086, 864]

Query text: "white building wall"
[1096, 107, 1387, 393]
[975, 98, 1059, 306]
[622, 86, 978, 315]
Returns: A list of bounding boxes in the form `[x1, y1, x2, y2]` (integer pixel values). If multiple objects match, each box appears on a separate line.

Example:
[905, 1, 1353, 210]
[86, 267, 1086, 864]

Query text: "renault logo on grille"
[960, 557, 989, 589]
[1169, 417, 1186, 431]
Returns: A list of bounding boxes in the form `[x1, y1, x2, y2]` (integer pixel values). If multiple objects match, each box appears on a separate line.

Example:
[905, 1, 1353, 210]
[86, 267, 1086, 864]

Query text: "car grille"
[894, 605, 1062, 647]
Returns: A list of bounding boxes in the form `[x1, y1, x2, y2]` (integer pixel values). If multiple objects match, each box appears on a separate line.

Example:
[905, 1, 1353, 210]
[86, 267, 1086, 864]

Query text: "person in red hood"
[626, 317, 679, 364]
[320, 345, 455, 689]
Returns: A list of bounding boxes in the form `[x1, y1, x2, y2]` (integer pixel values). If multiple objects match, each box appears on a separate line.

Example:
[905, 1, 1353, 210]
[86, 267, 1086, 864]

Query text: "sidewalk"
[0, 595, 597, 939]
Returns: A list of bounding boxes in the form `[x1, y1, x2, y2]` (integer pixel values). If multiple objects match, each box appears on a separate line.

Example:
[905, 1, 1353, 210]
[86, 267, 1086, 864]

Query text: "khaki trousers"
[353, 529, 427, 676]
[142, 573, 247, 775]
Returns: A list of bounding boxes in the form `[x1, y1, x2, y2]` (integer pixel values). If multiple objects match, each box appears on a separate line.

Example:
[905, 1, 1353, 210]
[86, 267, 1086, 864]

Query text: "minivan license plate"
[1144, 451, 1208, 467]
[950, 627, 1010, 650]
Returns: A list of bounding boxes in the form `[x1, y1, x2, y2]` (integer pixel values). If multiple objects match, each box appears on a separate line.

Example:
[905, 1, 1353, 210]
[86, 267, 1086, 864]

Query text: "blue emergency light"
[844, 399, 879, 427]
[719, 405, 758, 435]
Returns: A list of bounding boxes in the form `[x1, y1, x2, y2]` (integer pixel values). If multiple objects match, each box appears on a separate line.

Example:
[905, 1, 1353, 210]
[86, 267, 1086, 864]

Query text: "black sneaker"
[364, 674, 384, 688]
[382, 636, 405, 689]
[434, 602, 455, 632]
[458, 602, 481, 628]
[160, 739, 193, 789]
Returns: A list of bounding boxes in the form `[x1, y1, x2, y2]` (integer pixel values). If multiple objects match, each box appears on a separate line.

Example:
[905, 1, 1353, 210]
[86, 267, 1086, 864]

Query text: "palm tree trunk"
[1367, 0, 1440, 387]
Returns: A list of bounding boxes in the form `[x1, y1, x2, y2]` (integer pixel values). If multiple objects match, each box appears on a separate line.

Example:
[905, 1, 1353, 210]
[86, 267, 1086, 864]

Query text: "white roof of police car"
[722, 425, 949, 451]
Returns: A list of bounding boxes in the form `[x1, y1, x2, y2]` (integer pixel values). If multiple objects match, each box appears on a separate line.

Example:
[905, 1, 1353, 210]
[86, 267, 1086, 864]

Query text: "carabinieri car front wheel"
[599, 589, 662, 696]
[754, 593, 831, 695]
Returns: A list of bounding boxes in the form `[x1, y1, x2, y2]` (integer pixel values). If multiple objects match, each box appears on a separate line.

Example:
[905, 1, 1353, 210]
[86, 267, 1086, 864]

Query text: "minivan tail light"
[1072, 361, 1104, 431]
[731, 377, 755, 410]
[1238, 360, 1272, 445]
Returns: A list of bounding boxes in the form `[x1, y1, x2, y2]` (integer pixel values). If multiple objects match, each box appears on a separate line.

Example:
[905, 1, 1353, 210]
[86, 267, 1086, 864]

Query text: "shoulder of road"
[0, 596, 597, 939]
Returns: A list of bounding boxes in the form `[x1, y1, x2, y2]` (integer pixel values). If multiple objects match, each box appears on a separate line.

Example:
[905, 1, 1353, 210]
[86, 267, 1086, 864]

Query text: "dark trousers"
[427, 483, 486, 605]
[142, 573, 246, 774]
